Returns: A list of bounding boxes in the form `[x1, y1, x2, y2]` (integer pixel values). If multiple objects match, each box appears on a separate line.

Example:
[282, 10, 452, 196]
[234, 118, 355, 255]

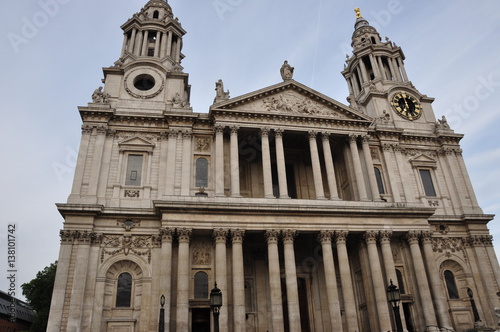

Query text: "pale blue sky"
[0, 0, 499, 297]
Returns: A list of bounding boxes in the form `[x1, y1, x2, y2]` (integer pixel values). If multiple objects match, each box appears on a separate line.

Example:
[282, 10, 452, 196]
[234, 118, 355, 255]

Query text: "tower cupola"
[342, 8, 411, 111]
[117, 0, 186, 70]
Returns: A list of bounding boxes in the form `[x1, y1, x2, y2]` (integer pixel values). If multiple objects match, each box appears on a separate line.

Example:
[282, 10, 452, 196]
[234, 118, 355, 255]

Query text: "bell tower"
[342, 8, 437, 131]
[98, 0, 191, 114]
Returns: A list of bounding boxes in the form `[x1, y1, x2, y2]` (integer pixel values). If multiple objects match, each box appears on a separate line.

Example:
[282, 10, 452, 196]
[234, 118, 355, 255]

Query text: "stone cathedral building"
[47, 1, 500, 332]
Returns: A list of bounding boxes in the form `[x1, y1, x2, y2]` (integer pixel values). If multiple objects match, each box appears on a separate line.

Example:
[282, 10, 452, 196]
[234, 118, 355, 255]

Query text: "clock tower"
[342, 8, 437, 132]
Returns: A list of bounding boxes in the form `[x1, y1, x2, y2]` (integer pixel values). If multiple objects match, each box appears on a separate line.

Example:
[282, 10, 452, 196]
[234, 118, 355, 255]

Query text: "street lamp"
[210, 283, 222, 332]
[387, 280, 404, 332]
[158, 294, 165, 332]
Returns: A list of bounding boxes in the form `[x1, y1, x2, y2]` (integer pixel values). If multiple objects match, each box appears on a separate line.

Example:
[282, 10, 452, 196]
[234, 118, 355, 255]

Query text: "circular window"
[134, 74, 155, 91]
[124, 68, 164, 99]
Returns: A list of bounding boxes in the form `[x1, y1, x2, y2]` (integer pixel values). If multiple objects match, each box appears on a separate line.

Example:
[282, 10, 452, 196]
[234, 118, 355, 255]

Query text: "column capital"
[421, 230, 433, 244]
[364, 230, 378, 244]
[213, 228, 229, 243]
[265, 229, 280, 244]
[274, 128, 284, 137]
[230, 125, 240, 134]
[362, 135, 371, 143]
[321, 132, 331, 141]
[379, 230, 393, 244]
[348, 134, 359, 144]
[82, 124, 93, 134]
[231, 229, 245, 243]
[96, 125, 108, 135]
[407, 230, 420, 245]
[308, 130, 318, 140]
[159, 227, 174, 242]
[318, 230, 333, 244]
[168, 129, 179, 139]
[214, 124, 225, 134]
[282, 229, 297, 243]
[177, 228, 192, 243]
[335, 230, 349, 244]
[260, 127, 271, 137]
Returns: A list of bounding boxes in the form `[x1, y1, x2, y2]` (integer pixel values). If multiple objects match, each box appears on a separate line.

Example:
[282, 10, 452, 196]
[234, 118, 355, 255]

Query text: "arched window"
[374, 167, 385, 194]
[116, 272, 132, 307]
[195, 158, 209, 188]
[194, 272, 208, 299]
[153, 10, 159, 19]
[444, 270, 459, 299]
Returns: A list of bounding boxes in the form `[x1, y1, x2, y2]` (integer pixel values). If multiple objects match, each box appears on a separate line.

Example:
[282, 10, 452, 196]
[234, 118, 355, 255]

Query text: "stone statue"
[280, 60, 294, 81]
[91, 86, 110, 104]
[437, 115, 450, 129]
[214, 79, 230, 104]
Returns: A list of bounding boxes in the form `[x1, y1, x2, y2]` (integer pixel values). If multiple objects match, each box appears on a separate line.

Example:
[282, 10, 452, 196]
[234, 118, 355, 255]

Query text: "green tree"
[21, 261, 57, 332]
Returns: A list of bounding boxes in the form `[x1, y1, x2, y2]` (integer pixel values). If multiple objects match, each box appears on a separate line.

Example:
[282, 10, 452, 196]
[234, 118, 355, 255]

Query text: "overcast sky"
[1, 0, 499, 299]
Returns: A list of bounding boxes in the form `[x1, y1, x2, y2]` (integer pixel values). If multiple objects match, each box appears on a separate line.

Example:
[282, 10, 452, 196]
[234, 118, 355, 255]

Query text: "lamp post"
[210, 283, 222, 332]
[387, 280, 404, 332]
[158, 294, 165, 332]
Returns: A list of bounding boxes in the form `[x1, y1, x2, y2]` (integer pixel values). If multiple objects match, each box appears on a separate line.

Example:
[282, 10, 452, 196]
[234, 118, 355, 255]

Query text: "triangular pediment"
[210, 80, 371, 121]
[409, 154, 437, 168]
[118, 136, 156, 152]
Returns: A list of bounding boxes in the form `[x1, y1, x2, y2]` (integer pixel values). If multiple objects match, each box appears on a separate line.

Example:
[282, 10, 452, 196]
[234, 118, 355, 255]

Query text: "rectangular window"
[125, 154, 143, 186]
[419, 169, 436, 197]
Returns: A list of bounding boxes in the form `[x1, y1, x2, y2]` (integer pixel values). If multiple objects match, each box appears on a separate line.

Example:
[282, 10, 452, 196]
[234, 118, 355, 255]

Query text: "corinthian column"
[231, 229, 246, 331]
[261, 128, 274, 198]
[176, 228, 192, 331]
[335, 231, 359, 332]
[214, 124, 225, 197]
[213, 229, 229, 332]
[308, 131, 325, 199]
[362, 136, 382, 201]
[230, 126, 241, 197]
[283, 230, 301, 332]
[349, 134, 368, 201]
[407, 231, 437, 327]
[322, 133, 340, 200]
[180, 131, 192, 196]
[266, 230, 284, 332]
[160, 228, 174, 330]
[379, 231, 408, 331]
[421, 231, 453, 330]
[165, 130, 177, 196]
[364, 231, 392, 332]
[275, 128, 289, 198]
[319, 231, 342, 331]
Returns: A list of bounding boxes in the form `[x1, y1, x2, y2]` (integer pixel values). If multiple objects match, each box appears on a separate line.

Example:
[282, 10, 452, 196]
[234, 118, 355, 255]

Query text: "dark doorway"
[192, 308, 210, 332]
[286, 164, 297, 199]
[402, 303, 415, 332]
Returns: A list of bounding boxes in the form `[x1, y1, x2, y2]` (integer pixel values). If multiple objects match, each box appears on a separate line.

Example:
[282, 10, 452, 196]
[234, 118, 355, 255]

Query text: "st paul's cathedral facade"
[48, 1, 500, 331]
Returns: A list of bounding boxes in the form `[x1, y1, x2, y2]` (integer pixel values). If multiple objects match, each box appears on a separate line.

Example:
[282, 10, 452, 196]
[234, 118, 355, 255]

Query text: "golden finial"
[354, 8, 362, 19]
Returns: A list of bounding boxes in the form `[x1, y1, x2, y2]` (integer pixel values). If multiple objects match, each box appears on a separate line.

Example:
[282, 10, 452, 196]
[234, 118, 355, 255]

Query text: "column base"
[231, 194, 242, 198]
[279, 195, 291, 199]
[265, 195, 276, 199]
[316, 196, 327, 200]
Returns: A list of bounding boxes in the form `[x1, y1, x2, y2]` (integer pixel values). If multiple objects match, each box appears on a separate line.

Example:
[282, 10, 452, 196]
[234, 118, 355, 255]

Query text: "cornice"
[153, 198, 435, 220]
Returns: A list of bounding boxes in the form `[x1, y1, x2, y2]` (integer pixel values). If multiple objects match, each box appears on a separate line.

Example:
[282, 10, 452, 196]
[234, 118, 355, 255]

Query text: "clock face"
[391, 92, 422, 120]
